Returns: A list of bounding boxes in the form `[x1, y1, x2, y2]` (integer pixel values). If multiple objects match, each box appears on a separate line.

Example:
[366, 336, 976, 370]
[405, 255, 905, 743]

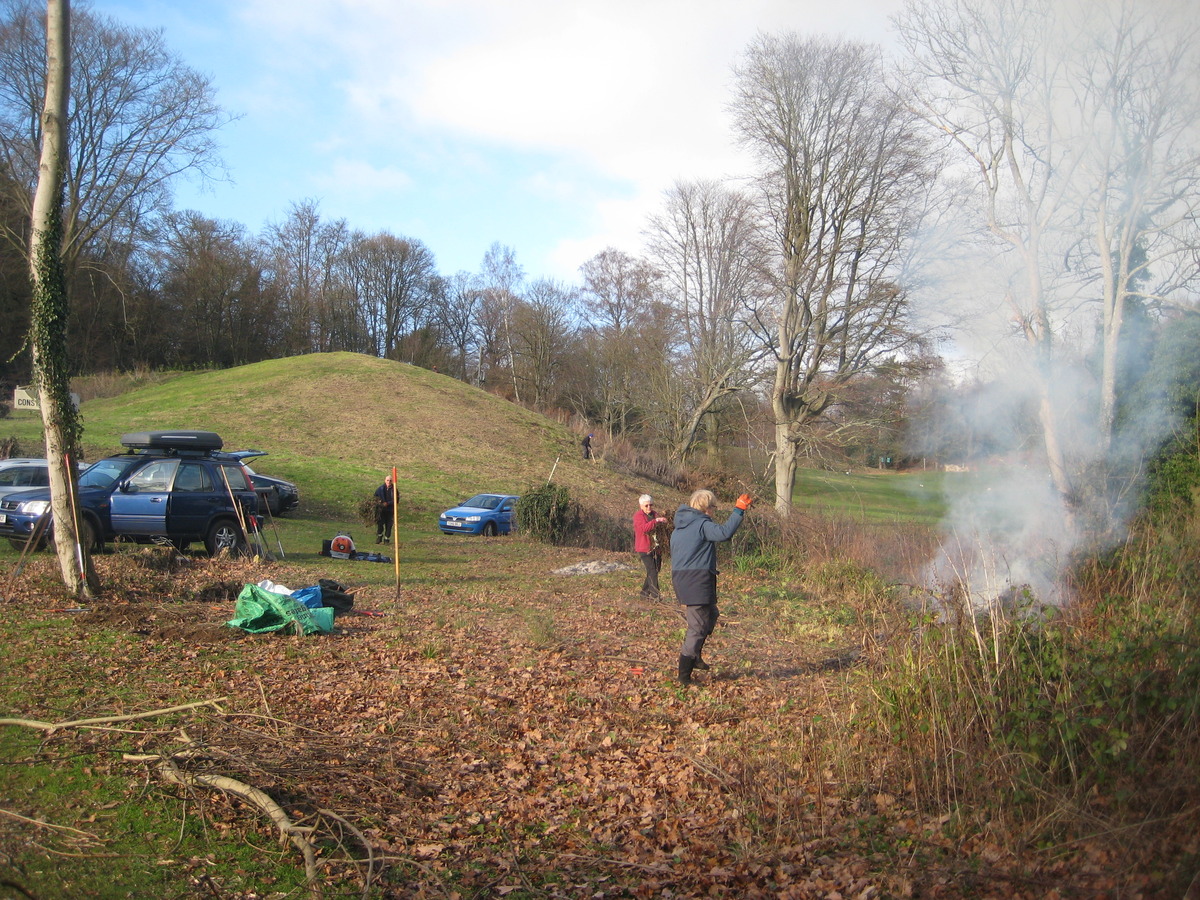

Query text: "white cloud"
[115, 0, 906, 278]
[315, 159, 414, 195]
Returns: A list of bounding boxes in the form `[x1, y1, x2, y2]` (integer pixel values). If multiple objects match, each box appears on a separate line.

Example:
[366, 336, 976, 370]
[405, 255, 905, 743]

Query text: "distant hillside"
[76, 352, 674, 522]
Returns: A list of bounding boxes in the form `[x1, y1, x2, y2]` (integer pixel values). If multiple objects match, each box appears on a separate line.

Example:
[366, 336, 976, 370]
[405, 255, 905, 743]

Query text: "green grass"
[1, 727, 308, 898]
[792, 467, 951, 524]
[4, 355, 950, 565]
[0, 354, 949, 574]
[4, 353, 663, 529]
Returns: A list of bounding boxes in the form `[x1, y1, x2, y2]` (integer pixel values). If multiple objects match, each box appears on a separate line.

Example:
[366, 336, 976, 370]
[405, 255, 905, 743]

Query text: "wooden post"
[392, 466, 400, 598]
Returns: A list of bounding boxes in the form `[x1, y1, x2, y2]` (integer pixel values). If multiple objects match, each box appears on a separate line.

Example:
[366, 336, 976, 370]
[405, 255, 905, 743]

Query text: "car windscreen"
[79, 458, 139, 490]
[463, 494, 501, 510]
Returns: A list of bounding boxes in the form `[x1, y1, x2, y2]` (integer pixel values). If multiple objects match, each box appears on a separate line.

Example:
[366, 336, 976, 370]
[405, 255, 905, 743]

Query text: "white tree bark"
[29, 0, 97, 597]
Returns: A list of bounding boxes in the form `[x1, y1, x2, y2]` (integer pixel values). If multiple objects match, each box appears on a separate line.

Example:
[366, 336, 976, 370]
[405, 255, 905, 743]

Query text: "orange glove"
[735, 493, 753, 510]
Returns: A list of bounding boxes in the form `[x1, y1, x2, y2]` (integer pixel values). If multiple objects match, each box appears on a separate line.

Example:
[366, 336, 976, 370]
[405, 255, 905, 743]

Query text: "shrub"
[517, 482, 577, 545]
[1146, 427, 1200, 518]
[358, 496, 382, 527]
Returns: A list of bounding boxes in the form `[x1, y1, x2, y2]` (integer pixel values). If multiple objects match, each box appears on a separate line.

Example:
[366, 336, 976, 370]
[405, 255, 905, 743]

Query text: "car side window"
[220, 465, 251, 492]
[174, 462, 212, 493]
[127, 459, 179, 492]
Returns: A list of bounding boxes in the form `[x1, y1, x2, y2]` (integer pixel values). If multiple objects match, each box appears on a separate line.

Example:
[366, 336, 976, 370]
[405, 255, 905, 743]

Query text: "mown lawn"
[792, 466, 951, 525]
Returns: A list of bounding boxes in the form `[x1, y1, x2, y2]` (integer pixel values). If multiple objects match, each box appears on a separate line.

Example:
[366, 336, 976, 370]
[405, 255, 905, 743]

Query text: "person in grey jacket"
[670, 488, 753, 685]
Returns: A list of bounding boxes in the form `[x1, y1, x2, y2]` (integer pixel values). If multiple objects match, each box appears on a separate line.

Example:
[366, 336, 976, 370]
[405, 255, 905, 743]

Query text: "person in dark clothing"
[374, 474, 398, 543]
[670, 488, 753, 685]
[582, 433, 593, 460]
[633, 494, 667, 600]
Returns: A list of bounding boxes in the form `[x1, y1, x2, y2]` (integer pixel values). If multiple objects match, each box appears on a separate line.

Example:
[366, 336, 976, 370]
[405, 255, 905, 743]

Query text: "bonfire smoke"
[910, 288, 1184, 611]
[893, 0, 1200, 610]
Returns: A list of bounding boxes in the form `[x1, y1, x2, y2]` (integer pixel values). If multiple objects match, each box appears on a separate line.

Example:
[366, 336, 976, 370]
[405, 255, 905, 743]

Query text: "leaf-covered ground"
[0, 540, 1178, 898]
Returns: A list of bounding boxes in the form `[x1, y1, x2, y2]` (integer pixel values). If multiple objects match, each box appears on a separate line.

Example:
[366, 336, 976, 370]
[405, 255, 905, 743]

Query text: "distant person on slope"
[582, 433, 593, 460]
[373, 474, 398, 544]
[633, 494, 667, 600]
[670, 489, 753, 685]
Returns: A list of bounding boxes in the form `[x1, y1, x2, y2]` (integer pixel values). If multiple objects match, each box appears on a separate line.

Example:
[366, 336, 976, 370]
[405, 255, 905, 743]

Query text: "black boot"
[693, 656, 711, 671]
[678, 655, 696, 685]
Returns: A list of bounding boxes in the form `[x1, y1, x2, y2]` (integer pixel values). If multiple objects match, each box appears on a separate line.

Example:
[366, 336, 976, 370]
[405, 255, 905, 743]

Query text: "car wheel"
[205, 519, 245, 557]
[79, 517, 100, 554]
[482, 521, 498, 537]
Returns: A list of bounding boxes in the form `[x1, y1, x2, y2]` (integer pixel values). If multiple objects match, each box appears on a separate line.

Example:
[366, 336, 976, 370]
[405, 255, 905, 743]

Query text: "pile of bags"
[227, 578, 355, 635]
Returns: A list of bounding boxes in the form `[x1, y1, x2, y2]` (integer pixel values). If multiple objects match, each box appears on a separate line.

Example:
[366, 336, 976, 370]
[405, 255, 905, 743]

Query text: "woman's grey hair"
[688, 489, 715, 512]
[638, 494, 652, 505]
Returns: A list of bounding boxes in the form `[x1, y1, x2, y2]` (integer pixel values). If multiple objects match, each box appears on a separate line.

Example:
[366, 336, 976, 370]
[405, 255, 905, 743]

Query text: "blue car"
[438, 493, 519, 536]
[0, 430, 260, 555]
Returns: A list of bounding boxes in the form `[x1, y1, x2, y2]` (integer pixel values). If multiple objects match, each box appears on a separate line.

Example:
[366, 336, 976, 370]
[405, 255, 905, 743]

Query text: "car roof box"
[121, 430, 224, 452]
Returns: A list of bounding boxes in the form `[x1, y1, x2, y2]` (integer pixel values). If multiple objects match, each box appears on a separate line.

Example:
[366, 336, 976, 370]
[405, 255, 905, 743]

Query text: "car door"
[167, 460, 219, 539]
[499, 497, 516, 533]
[109, 458, 178, 535]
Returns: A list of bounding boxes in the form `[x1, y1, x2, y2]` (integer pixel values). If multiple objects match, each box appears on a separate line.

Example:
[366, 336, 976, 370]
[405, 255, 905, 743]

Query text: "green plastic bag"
[227, 584, 334, 635]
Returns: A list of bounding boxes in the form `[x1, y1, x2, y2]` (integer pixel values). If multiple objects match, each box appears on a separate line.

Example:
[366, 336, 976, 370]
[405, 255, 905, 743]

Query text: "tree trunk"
[771, 349, 799, 517]
[773, 417, 798, 518]
[29, 0, 98, 598]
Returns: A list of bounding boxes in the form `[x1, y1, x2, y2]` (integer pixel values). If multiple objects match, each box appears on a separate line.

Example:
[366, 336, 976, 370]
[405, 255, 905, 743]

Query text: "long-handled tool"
[261, 496, 285, 559]
[7, 510, 51, 585]
[392, 466, 400, 599]
[64, 452, 87, 580]
[219, 466, 255, 557]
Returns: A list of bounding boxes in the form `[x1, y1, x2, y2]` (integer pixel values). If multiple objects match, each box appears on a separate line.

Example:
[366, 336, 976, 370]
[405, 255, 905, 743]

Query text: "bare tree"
[1068, 1, 1200, 455]
[155, 212, 275, 367]
[732, 33, 934, 515]
[262, 200, 352, 355]
[478, 242, 525, 400]
[895, 0, 1200, 525]
[343, 231, 438, 360]
[436, 271, 483, 382]
[0, 0, 231, 275]
[579, 247, 663, 435]
[645, 179, 768, 460]
[510, 278, 576, 409]
[29, 0, 98, 596]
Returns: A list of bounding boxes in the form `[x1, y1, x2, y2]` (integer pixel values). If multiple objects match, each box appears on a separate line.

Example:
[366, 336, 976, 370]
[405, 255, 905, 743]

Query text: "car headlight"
[19, 500, 50, 516]
[465, 515, 481, 522]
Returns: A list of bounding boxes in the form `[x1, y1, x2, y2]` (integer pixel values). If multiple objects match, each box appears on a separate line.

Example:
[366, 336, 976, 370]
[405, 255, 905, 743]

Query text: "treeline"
[3, 0, 1200, 497]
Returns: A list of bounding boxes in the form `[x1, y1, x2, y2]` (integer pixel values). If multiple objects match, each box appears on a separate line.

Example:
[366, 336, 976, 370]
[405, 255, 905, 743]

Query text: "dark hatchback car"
[228, 450, 300, 516]
[0, 431, 261, 555]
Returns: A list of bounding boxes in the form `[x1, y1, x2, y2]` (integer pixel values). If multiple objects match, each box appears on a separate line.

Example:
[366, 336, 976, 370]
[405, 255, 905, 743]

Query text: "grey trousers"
[681, 603, 719, 658]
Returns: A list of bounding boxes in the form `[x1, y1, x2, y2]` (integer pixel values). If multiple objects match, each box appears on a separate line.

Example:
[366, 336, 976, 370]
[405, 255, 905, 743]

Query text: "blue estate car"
[438, 493, 519, 536]
[0, 431, 260, 555]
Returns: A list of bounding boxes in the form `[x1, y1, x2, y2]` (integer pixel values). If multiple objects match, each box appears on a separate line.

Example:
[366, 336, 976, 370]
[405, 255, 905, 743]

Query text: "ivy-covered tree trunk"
[29, 0, 99, 598]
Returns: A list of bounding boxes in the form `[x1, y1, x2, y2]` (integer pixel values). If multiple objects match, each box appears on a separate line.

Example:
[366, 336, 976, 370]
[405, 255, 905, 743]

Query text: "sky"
[90, 0, 903, 283]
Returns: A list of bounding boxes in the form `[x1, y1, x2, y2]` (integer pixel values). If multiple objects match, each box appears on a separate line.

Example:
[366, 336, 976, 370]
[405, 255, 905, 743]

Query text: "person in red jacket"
[633, 494, 667, 600]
